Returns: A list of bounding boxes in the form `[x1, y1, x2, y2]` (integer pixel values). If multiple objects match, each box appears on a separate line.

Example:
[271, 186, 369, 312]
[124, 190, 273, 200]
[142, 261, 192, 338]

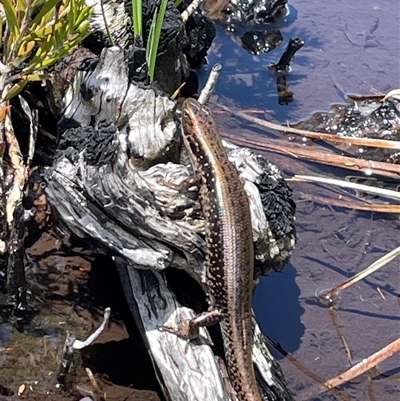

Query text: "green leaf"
[4, 0, 93, 80]
[26, 21, 64, 39]
[24, 73, 50, 81]
[3, 0, 20, 38]
[17, 39, 35, 57]
[146, 7, 157, 75]
[132, 0, 143, 37]
[31, 0, 60, 29]
[75, 20, 91, 36]
[16, 0, 27, 11]
[147, 0, 168, 81]
[0, 15, 3, 46]
[32, 0, 46, 7]
[3, 79, 28, 102]
[74, 5, 94, 28]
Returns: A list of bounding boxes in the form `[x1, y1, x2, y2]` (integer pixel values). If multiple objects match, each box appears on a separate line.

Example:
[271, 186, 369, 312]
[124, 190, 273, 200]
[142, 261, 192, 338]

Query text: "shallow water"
[204, 1, 400, 400]
[204, 0, 399, 122]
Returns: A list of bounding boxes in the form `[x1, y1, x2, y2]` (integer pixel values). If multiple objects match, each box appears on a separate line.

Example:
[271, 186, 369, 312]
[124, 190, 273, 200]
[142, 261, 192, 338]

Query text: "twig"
[324, 337, 400, 388]
[290, 175, 400, 201]
[73, 307, 111, 349]
[219, 104, 400, 150]
[198, 63, 222, 105]
[318, 246, 400, 302]
[266, 337, 353, 401]
[20, 97, 37, 167]
[0, 62, 11, 254]
[181, 0, 204, 22]
[381, 88, 400, 102]
[219, 127, 400, 178]
[100, 0, 115, 46]
[85, 367, 99, 389]
[297, 193, 400, 213]
[57, 308, 111, 387]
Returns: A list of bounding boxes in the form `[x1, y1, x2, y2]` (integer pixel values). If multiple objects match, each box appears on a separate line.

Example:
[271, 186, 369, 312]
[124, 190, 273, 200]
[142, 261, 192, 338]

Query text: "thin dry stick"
[319, 246, 400, 301]
[324, 337, 400, 388]
[298, 193, 400, 213]
[329, 307, 353, 363]
[181, 0, 204, 22]
[198, 63, 222, 105]
[290, 175, 400, 201]
[85, 367, 99, 389]
[220, 129, 400, 179]
[381, 88, 400, 101]
[224, 105, 400, 149]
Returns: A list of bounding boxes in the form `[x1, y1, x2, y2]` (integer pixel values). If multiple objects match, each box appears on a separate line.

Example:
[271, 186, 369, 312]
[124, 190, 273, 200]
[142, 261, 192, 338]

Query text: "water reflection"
[254, 263, 304, 354]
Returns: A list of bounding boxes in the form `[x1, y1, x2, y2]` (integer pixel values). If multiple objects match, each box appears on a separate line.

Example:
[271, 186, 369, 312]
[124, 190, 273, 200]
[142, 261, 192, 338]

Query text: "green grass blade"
[147, 0, 168, 81]
[3, 79, 28, 101]
[16, 0, 26, 11]
[31, 0, 59, 29]
[132, 0, 142, 37]
[3, 0, 20, 38]
[0, 16, 3, 48]
[146, 8, 157, 69]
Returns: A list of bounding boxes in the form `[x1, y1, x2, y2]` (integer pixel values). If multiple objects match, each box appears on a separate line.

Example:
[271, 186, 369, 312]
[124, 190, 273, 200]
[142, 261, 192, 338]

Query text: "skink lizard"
[181, 98, 262, 401]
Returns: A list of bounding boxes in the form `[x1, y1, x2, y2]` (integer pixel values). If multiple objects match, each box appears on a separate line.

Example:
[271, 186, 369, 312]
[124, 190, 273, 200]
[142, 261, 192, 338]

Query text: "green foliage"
[131, 0, 168, 82]
[1, 0, 94, 101]
[145, 0, 168, 82]
[132, 0, 143, 39]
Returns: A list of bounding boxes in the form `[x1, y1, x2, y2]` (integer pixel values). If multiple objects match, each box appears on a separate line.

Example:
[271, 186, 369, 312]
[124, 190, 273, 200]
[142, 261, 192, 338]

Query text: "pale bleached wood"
[46, 46, 295, 401]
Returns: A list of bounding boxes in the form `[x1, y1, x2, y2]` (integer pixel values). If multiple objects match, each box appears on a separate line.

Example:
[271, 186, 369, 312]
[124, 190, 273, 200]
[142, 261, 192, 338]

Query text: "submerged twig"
[198, 63, 222, 105]
[266, 337, 353, 401]
[276, 74, 293, 105]
[318, 246, 400, 302]
[234, 109, 400, 150]
[324, 337, 400, 389]
[219, 125, 400, 178]
[297, 192, 400, 213]
[269, 37, 304, 71]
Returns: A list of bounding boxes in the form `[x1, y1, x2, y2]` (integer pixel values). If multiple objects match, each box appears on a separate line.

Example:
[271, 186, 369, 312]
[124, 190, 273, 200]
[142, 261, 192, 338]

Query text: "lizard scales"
[182, 98, 262, 401]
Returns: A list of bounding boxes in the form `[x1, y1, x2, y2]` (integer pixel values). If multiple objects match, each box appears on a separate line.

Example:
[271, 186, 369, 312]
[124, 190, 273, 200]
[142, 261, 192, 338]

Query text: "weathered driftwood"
[45, 46, 296, 400]
[0, 61, 38, 302]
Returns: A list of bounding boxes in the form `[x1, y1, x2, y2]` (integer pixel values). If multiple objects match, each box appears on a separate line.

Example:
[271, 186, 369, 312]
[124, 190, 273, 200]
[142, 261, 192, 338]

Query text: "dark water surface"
[204, 1, 400, 400]
[204, 0, 399, 123]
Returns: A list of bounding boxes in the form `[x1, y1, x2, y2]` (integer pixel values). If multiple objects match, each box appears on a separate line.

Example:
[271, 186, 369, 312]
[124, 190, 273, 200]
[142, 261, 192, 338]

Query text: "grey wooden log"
[45, 46, 296, 400]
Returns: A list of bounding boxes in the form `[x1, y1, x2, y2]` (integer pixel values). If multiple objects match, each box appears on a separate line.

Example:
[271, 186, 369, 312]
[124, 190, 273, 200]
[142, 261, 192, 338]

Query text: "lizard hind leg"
[160, 308, 223, 341]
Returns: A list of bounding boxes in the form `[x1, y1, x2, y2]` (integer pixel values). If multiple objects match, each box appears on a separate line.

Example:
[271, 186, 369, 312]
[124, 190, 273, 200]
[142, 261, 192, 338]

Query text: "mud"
[0, 232, 162, 401]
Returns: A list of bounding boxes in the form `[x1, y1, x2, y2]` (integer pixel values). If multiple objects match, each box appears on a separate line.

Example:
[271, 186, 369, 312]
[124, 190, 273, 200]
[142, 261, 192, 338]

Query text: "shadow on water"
[253, 263, 304, 354]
